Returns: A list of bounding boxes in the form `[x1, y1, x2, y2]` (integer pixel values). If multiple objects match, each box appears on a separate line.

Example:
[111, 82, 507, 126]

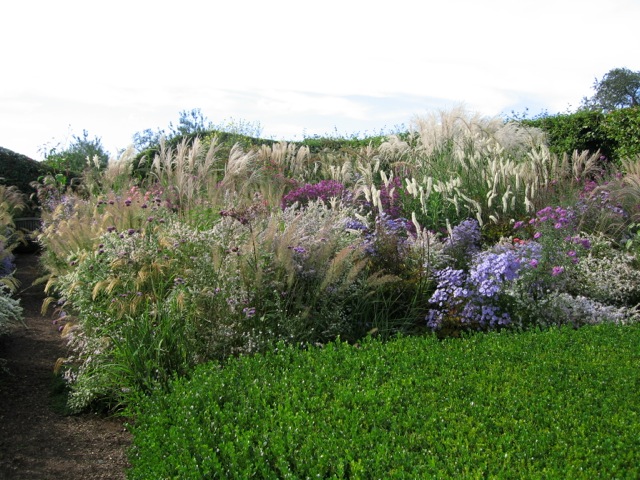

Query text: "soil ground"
[0, 253, 131, 480]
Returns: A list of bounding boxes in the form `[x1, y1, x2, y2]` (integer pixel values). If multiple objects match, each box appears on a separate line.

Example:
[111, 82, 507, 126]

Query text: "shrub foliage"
[128, 325, 640, 479]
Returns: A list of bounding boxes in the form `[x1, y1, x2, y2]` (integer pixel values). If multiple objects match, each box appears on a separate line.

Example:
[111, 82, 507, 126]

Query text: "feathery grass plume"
[218, 142, 258, 194]
[569, 164, 640, 240]
[378, 134, 413, 175]
[569, 149, 603, 182]
[313, 150, 356, 186]
[37, 187, 175, 302]
[257, 142, 313, 181]
[0, 184, 26, 220]
[97, 146, 136, 194]
[247, 142, 313, 207]
[0, 285, 23, 336]
[79, 147, 137, 198]
[382, 108, 596, 230]
[149, 136, 222, 213]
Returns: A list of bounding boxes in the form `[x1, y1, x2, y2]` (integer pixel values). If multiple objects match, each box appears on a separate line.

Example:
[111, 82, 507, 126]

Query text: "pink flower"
[529, 259, 539, 268]
[533, 232, 542, 239]
[551, 266, 564, 276]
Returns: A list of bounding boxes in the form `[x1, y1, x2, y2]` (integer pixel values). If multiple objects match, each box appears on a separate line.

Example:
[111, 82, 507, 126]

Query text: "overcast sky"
[2, 0, 639, 160]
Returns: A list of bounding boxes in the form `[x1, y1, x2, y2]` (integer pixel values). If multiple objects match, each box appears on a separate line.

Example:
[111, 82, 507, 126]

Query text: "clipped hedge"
[521, 109, 614, 160]
[602, 106, 640, 161]
[522, 107, 640, 164]
[128, 324, 640, 479]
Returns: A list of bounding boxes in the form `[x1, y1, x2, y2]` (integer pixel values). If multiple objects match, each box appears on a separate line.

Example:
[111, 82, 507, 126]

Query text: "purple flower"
[426, 248, 524, 331]
[551, 266, 564, 276]
[243, 307, 256, 317]
[572, 237, 591, 250]
[345, 218, 368, 231]
[444, 219, 482, 260]
[471, 250, 522, 298]
[281, 180, 346, 209]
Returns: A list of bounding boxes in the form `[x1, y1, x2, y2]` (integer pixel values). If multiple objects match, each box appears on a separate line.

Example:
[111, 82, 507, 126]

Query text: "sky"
[2, 0, 639, 160]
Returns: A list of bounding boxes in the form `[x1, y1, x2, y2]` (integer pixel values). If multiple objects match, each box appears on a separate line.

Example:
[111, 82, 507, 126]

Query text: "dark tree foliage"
[582, 67, 640, 112]
[132, 108, 214, 152]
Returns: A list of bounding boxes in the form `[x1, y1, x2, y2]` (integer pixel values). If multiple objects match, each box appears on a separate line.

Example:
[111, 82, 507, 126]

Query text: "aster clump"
[426, 247, 525, 333]
[513, 205, 592, 282]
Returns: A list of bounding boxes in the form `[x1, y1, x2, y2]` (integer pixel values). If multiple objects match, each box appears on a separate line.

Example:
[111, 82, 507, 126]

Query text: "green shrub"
[521, 109, 615, 160]
[602, 106, 640, 160]
[128, 324, 640, 479]
[520, 107, 640, 165]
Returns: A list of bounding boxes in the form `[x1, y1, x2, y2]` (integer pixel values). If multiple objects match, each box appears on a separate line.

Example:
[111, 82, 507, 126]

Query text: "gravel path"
[0, 253, 131, 480]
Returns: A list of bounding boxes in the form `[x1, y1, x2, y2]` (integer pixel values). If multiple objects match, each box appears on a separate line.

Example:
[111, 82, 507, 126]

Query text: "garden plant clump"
[27, 106, 640, 475]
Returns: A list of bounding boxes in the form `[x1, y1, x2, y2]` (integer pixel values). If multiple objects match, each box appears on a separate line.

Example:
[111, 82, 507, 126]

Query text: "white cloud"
[1, 0, 639, 159]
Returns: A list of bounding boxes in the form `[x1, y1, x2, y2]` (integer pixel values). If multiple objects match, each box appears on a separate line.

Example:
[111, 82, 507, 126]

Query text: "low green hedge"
[128, 324, 640, 479]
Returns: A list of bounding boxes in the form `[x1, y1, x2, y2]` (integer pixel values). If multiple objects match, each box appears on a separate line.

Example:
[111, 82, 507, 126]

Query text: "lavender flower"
[426, 248, 523, 331]
[471, 250, 522, 298]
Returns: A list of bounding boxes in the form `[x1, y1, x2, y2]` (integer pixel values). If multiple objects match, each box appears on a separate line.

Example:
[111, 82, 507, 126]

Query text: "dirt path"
[0, 253, 131, 480]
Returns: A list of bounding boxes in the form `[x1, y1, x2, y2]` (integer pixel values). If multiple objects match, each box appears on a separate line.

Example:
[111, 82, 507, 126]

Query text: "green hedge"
[521, 109, 614, 159]
[602, 107, 640, 161]
[128, 324, 640, 479]
[0, 146, 53, 212]
[522, 107, 640, 163]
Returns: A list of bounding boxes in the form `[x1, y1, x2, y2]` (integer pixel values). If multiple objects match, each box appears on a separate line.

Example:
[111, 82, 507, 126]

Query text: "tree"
[582, 67, 640, 112]
[169, 108, 213, 138]
[132, 108, 214, 151]
[42, 129, 110, 174]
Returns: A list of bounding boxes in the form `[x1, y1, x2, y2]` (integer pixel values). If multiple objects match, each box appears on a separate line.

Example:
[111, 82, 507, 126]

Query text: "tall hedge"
[521, 107, 640, 163]
[602, 106, 640, 161]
